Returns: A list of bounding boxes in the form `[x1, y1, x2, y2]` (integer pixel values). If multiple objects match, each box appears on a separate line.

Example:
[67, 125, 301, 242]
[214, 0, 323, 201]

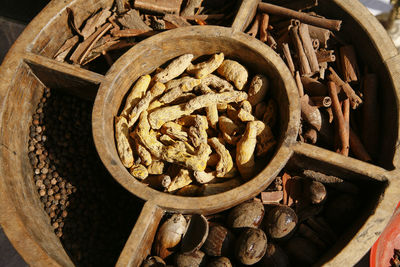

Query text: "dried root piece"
[236, 121, 265, 180]
[148, 100, 164, 111]
[167, 168, 193, 192]
[208, 138, 234, 178]
[237, 109, 255, 122]
[159, 87, 184, 104]
[128, 82, 166, 127]
[166, 76, 201, 92]
[256, 122, 276, 157]
[194, 171, 216, 184]
[170, 93, 197, 105]
[184, 91, 248, 112]
[148, 160, 165, 175]
[121, 75, 151, 117]
[161, 121, 189, 141]
[163, 141, 212, 171]
[136, 141, 153, 166]
[135, 111, 164, 158]
[187, 115, 208, 147]
[248, 74, 269, 106]
[219, 116, 241, 145]
[206, 104, 219, 129]
[240, 100, 252, 113]
[115, 116, 134, 168]
[201, 74, 234, 92]
[154, 54, 194, 83]
[187, 53, 225, 79]
[130, 163, 149, 180]
[148, 104, 192, 129]
[263, 99, 277, 127]
[217, 60, 248, 90]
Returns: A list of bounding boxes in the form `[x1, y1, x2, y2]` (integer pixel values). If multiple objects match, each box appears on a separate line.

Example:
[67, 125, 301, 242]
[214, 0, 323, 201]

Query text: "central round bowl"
[92, 26, 300, 214]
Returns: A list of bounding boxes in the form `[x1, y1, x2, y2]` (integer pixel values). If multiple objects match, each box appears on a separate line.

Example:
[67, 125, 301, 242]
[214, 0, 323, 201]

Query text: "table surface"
[0, 0, 394, 266]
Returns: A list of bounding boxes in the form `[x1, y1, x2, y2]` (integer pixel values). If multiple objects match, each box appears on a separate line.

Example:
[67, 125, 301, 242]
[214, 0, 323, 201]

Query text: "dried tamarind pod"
[154, 54, 194, 83]
[115, 116, 134, 168]
[208, 137, 234, 178]
[184, 91, 248, 111]
[217, 59, 248, 90]
[201, 74, 234, 92]
[248, 74, 269, 106]
[236, 121, 265, 179]
[128, 82, 166, 127]
[120, 75, 151, 118]
[187, 53, 225, 79]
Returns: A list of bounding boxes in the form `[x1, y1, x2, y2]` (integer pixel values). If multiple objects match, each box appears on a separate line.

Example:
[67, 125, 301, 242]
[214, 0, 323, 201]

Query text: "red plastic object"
[370, 202, 400, 267]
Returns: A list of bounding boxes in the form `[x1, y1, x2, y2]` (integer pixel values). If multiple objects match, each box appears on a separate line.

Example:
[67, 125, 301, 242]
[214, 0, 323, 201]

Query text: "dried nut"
[141, 256, 166, 267]
[181, 214, 209, 254]
[154, 214, 187, 259]
[260, 243, 290, 267]
[306, 180, 327, 204]
[227, 200, 264, 229]
[175, 250, 206, 267]
[265, 205, 298, 240]
[202, 225, 235, 256]
[235, 228, 268, 265]
[284, 237, 319, 265]
[207, 257, 232, 267]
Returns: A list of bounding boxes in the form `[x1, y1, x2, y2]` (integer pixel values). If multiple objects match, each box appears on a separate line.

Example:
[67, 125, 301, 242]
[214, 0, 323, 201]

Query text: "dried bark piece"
[54, 36, 79, 62]
[130, 163, 148, 180]
[110, 28, 155, 37]
[164, 14, 192, 27]
[115, 116, 134, 168]
[166, 76, 201, 92]
[128, 82, 166, 127]
[81, 9, 112, 39]
[154, 54, 194, 83]
[167, 169, 193, 192]
[148, 104, 192, 129]
[187, 53, 225, 79]
[299, 23, 320, 73]
[181, 0, 203, 16]
[208, 138, 234, 178]
[236, 121, 265, 179]
[161, 121, 189, 141]
[147, 160, 165, 175]
[217, 60, 248, 90]
[184, 91, 248, 111]
[282, 43, 295, 76]
[308, 25, 331, 48]
[134, 0, 183, 14]
[327, 67, 362, 109]
[194, 171, 216, 184]
[121, 75, 151, 118]
[248, 74, 269, 106]
[340, 45, 359, 82]
[201, 74, 234, 92]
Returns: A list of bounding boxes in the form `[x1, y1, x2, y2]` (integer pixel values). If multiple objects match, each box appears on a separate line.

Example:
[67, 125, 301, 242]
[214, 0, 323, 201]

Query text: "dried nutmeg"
[154, 214, 187, 259]
[202, 225, 235, 257]
[265, 205, 297, 240]
[175, 250, 206, 267]
[141, 256, 166, 267]
[260, 243, 290, 267]
[305, 180, 326, 204]
[235, 228, 267, 265]
[207, 257, 232, 267]
[227, 200, 264, 229]
[181, 214, 209, 254]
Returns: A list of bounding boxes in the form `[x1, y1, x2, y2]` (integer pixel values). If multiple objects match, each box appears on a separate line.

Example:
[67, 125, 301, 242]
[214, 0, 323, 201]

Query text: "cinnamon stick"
[316, 50, 336, 63]
[260, 13, 270, 42]
[299, 23, 320, 73]
[181, 14, 225, 21]
[164, 14, 191, 27]
[247, 13, 261, 37]
[361, 74, 379, 158]
[340, 45, 359, 82]
[341, 98, 350, 156]
[267, 35, 277, 49]
[312, 39, 320, 50]
[290, 25, 312, 76]
[295, 71, 304, 97]
[134, 0, 183, 14]
[258, 2, 342, 31]
[328, 81, 349, 156]
[115, 0, 126, 14]
[301, 94, 322, 131]
[282, 43, 295, 76]
[282, 172, 291, 205]
[301, 76, 328, 96]
[327, 67, 362, 109]
[308, 25, 331, 48]
[350, 128, 372, 162]
[310, 96, 332, 108]
[110, 28, 156, 37]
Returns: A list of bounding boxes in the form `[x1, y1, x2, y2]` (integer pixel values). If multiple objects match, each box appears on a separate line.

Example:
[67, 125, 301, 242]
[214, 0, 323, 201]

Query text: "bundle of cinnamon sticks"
[247, 1, 379, 163]
[54, 0, 236, 69]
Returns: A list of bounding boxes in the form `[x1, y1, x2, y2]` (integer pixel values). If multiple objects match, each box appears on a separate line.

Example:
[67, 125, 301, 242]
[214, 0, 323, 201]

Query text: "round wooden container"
[0, 0, 400, 266]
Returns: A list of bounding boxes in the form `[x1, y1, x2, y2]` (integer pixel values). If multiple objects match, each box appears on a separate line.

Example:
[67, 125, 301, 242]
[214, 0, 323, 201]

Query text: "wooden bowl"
[0, 0, 400, 266]
[92, 25, 300, 214]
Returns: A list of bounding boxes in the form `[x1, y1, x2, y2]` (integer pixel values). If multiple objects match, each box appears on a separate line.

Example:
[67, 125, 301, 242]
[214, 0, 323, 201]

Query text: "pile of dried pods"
[246, 0, 379, 163]
[115, 53, 277, 195]
[54, 0, 237, 71]
[142, 167, 361, 266]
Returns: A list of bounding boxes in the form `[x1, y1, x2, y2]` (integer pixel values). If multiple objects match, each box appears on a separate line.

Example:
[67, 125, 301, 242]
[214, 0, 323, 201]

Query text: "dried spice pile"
[28, 89, 143, 266]
[54, 0, 238, 73]
[142, 167, 362, 266]
[246, 0, 379, 164]
[115, 53, 277, 195]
